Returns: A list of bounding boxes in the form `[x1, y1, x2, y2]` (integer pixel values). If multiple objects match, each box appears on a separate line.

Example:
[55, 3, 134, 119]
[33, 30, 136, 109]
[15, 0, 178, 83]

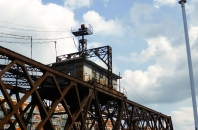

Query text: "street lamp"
[179, 0, 198, 130]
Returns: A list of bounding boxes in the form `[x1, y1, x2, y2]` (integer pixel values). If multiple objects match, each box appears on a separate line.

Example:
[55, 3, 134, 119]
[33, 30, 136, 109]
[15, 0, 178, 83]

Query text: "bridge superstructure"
[0, 45, 173, 130]
[0, 22, 173, 130]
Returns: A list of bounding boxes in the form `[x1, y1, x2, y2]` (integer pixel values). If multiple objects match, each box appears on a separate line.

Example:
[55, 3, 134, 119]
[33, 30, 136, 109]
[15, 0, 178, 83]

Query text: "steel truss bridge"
[0, 46, 173, 130]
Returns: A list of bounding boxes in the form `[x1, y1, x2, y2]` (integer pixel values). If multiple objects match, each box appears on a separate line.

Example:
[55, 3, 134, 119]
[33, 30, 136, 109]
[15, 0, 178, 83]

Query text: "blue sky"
[0, 0, 198, 129]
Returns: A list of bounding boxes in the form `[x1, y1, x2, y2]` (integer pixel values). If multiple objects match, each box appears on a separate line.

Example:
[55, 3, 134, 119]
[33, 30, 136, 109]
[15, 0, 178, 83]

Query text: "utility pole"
[179, 0, 198, 129]
[31, 36, 32, 59]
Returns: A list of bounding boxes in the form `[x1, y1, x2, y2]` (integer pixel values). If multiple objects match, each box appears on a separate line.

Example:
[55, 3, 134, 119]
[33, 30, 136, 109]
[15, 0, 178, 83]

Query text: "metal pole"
[55, 41, 57, 62]
[119, 72, 121, 92]
[31, 36, 32, 59]
[179, 1, 198, 129]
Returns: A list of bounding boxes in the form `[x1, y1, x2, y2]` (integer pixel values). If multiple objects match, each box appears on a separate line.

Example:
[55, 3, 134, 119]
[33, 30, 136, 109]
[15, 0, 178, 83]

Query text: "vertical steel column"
[93, 89, 105, 130]
[114, 101, 124, 130]
[179, 0, 198, 129]
[107, 46, 113, 88]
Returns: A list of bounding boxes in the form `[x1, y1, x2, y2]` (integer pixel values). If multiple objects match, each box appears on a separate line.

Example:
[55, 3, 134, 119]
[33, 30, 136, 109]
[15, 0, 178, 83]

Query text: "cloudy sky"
[0, 0, 198, 129]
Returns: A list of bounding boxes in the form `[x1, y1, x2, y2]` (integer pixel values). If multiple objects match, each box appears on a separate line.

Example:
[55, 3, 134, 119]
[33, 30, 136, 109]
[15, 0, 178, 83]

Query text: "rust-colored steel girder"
[0, 46, 173, 130]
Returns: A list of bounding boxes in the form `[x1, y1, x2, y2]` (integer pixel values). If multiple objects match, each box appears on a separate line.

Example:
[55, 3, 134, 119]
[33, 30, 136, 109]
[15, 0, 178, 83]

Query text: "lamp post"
[179, 0, 198, 129]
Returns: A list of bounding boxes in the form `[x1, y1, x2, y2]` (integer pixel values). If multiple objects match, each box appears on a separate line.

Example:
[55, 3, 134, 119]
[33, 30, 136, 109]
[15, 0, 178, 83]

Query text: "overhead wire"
[0, 20, 70, 31]
[128, 86, 148, 106]
[0, 35, 30, 40]
[0, 40, 56, 44]
[2, 31, 71, 38]
[0, 21, 74, 41]
[0, 32, 73, 41]
[33, 37, 73, 40]
[0, 40, 30, 44]
[0, 26, 70, 33]
[0, 32, 30, 38]
[73, 37, 78, 50]
[0, 34, 74, 44]
[0, 22, 79, 56]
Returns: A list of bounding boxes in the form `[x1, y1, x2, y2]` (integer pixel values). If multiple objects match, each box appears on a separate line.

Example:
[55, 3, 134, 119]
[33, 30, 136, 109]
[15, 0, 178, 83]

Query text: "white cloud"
[153, 0, 177, 8]
[171, 107, 194, 130]
[103, 0, 110, 2]
[119, 15, 198, 105]
[130, 3, 180, 40]
[120, 37, 184, 65]
[103, 0, 110, 7]
[188, 0, 198, 26]
[119, 2, 198, 106]
[0, 0, 78, 64]
[0, 0, 77, 29]
[87, 42, 103, 49]
[83, 11, 124, 36]
[64, 0, 92, 10]
[120, 36, 198, 104]
[130, 3, 155, 25]
[189, 25, 198, 47]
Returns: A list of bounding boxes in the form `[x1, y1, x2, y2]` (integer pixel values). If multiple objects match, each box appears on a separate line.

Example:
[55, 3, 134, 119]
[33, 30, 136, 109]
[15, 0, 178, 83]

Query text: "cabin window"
[92, 70, 96, 78]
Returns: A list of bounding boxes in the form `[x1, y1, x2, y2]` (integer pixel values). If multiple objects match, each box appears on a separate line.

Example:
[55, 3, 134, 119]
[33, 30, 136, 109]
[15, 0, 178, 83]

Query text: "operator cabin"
[51, 57, 120, 90]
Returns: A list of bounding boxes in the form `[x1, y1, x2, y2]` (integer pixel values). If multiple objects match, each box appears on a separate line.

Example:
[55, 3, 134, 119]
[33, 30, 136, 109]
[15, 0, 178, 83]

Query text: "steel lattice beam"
[0, 46, 173, 130]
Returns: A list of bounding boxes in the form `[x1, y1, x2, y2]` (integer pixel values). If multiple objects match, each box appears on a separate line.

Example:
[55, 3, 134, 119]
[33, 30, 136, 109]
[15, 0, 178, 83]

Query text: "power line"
[73, 37, 78, 50]
[0, 40, 55, 44]
[128, 87, 148, 105]
[0, 35, 30, 40]
[0, 26, 70, 33]
[0, 20, 71, 31]
[2, 31, 71, 38]
[0, 40, 30, 44]
[0, 32, 73, 41]
[33, 37, 72, 40]
[0, 32, 30, 38]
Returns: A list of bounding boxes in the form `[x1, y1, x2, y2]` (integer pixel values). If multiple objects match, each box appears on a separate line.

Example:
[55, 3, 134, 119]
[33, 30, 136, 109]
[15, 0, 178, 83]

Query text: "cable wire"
[0, 32, 72, 41]
[0, 20, 71, 31]
[0, 26, 70, 32]
[0, 40, 56, 44]
[33, 37, 72, 40]
[73, 37, 78, 50]
[0, 35, 30, 40]
[0, 32, 30, 38]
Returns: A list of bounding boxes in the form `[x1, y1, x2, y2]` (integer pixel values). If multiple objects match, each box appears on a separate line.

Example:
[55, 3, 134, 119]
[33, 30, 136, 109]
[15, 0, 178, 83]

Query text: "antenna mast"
[72, 24, 93, 56]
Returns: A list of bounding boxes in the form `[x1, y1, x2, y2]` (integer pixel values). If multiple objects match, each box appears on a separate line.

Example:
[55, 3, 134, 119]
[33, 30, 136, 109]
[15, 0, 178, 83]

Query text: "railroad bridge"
[0, 24, 173, 130]
[0, 46, 173, 130]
